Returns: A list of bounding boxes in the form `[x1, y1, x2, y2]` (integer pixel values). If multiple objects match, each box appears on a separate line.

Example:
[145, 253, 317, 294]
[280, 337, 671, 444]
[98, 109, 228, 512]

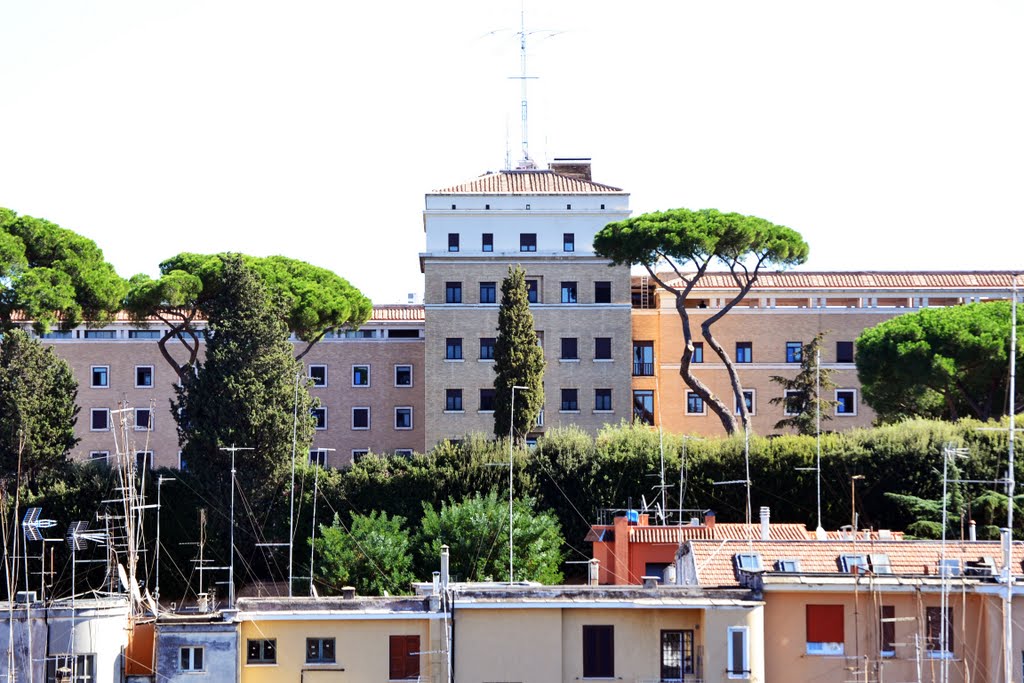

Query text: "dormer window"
[839, 554, 868, 573]
[869, 553, 892, 574]
[938, 559, 961, 577]
[775, 558, 800, 572]
[734, 553, 763, 571]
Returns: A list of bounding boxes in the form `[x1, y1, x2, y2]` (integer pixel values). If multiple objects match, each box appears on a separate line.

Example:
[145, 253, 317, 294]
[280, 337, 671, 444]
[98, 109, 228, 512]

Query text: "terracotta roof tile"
[370, 305, 424, 322]
[432, 170, 624, 194]
[643, 271, 1018, 292]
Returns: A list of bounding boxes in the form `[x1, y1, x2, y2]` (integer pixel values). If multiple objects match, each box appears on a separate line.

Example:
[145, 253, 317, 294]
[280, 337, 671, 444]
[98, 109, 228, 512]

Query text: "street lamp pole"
[509, 385, 529, 584]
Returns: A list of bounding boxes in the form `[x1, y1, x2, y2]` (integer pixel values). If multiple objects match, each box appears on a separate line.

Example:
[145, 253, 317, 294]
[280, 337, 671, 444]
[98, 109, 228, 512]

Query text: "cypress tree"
[493, 265, 545, 441]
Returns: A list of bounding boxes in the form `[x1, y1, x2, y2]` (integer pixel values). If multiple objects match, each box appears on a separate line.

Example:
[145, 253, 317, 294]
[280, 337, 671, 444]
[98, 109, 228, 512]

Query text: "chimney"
[969, 520, 977, 541]
[639, 513, 650, 527]
[642, 575, 660, 589]
[440, 545, 450, 590]
[341, 586, 356, 600]
[588, 559, 600, 587]
[704, 510, 716, 530]
[760, 506, 770, 541]
[549, 158, 592, 182]
[432, 571, 440, 596]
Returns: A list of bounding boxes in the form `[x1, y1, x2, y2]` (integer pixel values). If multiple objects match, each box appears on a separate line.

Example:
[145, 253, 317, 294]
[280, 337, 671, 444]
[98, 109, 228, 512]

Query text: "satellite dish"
[144, 589, 158, 616]
[117, 563, 130, 592]
[641, 495, 649, 512]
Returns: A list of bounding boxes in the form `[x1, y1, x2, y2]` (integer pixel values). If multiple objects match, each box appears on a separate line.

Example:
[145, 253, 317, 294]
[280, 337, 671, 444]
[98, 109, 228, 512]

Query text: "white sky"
[1, 1, 1021, 304]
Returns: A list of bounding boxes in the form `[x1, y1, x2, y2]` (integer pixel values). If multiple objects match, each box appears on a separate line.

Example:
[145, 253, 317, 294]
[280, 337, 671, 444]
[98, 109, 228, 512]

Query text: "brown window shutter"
[405, 636, 420, 679]
[389, 635, 406, 679]
[806, 604, 845, 643]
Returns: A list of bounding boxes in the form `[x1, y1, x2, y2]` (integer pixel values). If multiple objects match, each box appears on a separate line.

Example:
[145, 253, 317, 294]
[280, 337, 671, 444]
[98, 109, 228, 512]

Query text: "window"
[135, 408, 153, 431]
[938, 558, 961, 576]
[90, 408, 109, 431]
[178, 452, 187, 470]
[135, 365, 154, 388]
[445, 338, 463, 360]
[594, 337, 612, 360]
[840, 554, 868, 573]
[389, 635, 420, 680]
[479, 281, 496, 304]
[661, 630, 695, 679]
[180, 646, 204, 671]
[870, 553, 893, 574]
[594, 281, 611, 304]
[786, 341, 802, 363]
[306, 637, 336, 664]
[89, 451, 109, 462]
[482, 233, 493, 252]
[806, 604, 845, 655]
[394, 449, 413, 457]
[520, 233, 537, 252]
[309, 365, 327, 387]
[561, 388, 579, 412]
[633, 341, 654, 376]
[246, 639, 277, 664]
[735, 342, 752, 363]
[880, 606, 896, 657]
[727, 626, 749, 679]
[582, 625, 614, 678]
[561, 281, 578, 303]
[309, 449, 329, 467]
[692, 341, 704, 364]
[594, 389, 612, 412]
[735, 390, 755, 415]
[775, 558, 800, 572]
[135, 451, 153, 471]
[563, 232, 575, 251]
[352, 407, 370, 430]
[46, 654, 95, 682]
[526, 279, 539, 304]
[445, 281, 462, 303]
[734, 553, 763, 571]
[352, 365, 370, 387]
[836, 340, 855, 363]
[633, 390, 654, 425]
[126, 328, 160, 340]
[926, 606, 953, 656]
[311, 407, 327, 430]
[388, 329, 418, 339]
[561, 337, 578, 360]
[394, 365, 413, 386]
[84, 330, 115, 339]
[479, 337, 495, 360]
[783, 390, 806, 416]
[686, 392, 705, 415]
[445, 389, 463, 412]
[352, 449, 369, 462]
[836, 389, 857, 416]
[479, 389, 496, 412]
[395, 407, 413, 430]
[91, 365, 109, 388]
[447, 233, 459, 252]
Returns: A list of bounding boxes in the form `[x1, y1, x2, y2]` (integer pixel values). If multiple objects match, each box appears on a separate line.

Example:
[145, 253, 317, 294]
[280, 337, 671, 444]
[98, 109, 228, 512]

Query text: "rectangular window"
[352, 365, 370, 387]
[479, 337, 495, 360]
[246, 638, 277, 664]
[563, 232, 575, 251]
[727, 627, 749, 679]
[526, 279, 539, 304]
[880, 605, 896, 657]
[594, 280, 611, 304]
[479, 281, 497, 304]
[309, 364, 327, 387]
[735, 553, 763, 571]
[309, 449, 329, 467]
[352, 407, 370, 430]
[395, 407, 413, 430]
[128, 329, 161, 339]
[447, 233, 459, 252]
[90, 451, 109, 462]
[135, 451, 153, 471]
[661, 630, 695, 679]
[692, 341, 704, 364]
[840, 553, 868, 573]
[582, 625, 614, 678]
[806, 604, 845, 655]
[394, 364, 412, 387]
[180, 646, 204, 671]
[445, 338, 463, 360]
[135, 408, 153, 431]
[561, 337, 578, 360]
[926, 606, 953, 655]
[520, 233, 537, 251]
[445, 281, 462, 304]
[784, 390, 806, 416]
[736, 342, 753, 363]
[445, 389, 463, 412]
[135, 365, 154, 388]
[836, 341, 855, 363]
[594, 337, 612, 360]
[633, 390, 654, 425]
[836, 389, 857, 416]
[561, 388, 579, 412]
[482, 233, 493, 252]
[561, 281, 578, 304]
[686, 392, 705, 415]
[786, 341, 802, 363]
[90, 408, 109, 431]
[84, 330, 115, 339]
[394, 449, 413, 457]
[775, 558, 800, 572]
[594, 389, 612, 412]
[91, 365, 109, 388]
[389, 635, 420, 680]
[306, 637, 336, 664]
[352, 449, 369, 462]
[735, 390, 755, 415]
[310, 407, 327, 430]
[632, 341, 654, 376]
[479, 389, 496, 412]
[46, 654, 95, 682]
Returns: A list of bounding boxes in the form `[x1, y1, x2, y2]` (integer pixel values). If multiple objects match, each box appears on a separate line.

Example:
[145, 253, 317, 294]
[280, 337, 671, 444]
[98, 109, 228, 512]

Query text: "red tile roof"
[370, 305, 424, 322]
[627, 523, 815, 544]
[432, 170, 624, 194]
[643, 271, 1018, 292]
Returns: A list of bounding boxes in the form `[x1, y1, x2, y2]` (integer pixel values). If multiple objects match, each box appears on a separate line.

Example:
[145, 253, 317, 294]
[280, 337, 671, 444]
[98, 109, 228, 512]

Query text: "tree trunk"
[675, 295, 738, 435]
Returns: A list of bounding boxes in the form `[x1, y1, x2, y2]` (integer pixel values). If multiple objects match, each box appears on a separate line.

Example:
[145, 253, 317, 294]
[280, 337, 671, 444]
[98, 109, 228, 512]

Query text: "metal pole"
[309, 463, 319, 596]
[1004, 275, 1018, 683]
[229, 447, 236, 609]
[508, 385, 529, 584]
[940, 445, 949, 683]
[155, 476, 174, 604]
[816, 348, 823, 534]
[289, 371, 300, 598]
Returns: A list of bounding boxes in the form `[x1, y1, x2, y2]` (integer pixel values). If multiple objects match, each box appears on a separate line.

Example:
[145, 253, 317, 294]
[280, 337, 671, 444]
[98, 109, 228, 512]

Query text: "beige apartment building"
[631, 271, 1017, 436]
[421, 159, 634, 449]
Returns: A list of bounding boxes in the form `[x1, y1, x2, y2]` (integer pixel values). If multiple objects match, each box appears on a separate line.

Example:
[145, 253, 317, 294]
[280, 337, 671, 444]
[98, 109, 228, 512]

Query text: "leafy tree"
[314, 511, 416, 596]
[768, 332, 837, 434]
[0, 207, 126, 333]
[856, 301, 1023, 422]
[0, 329, 79, 490]
[416, 492, 565, 584]
[594, 208, 808, 435]
[125, 252, 372, 379]
[493, 266, 545, 441]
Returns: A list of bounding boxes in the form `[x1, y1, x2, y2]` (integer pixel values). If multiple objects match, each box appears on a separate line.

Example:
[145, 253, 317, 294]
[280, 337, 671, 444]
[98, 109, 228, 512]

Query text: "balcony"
[633, 362, 654, 376]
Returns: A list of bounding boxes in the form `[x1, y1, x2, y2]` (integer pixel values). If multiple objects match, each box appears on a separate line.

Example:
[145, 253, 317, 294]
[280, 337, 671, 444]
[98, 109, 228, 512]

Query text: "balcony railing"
[633, 362, 654, 376]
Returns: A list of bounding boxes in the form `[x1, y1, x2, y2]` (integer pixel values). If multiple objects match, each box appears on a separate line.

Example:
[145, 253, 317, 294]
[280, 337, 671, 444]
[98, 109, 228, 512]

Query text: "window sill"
[478, 359, 495, 363]
[90, 386, 110, 390]
[444, 359, 464, 363]
[394, 427, 413, 431]
[559, 358, 580, 363]
[135, 385, 154, 389]
[593, 410, 614, 414]
[835, 413, 857, 417]
[593, 358, 613, 363]
[394, 384, 413, 388]
[351, 427, 370, 431]
[685, 412, 707, 417]
[559, 410, 581, 414]
[477, 410, 495, 414]
[443, 410, 465, 415]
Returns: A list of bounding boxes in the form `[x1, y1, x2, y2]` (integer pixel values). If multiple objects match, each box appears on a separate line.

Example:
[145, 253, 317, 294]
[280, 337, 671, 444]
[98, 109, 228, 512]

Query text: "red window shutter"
[405, 636, 420, 679]
[806, 604, 845, 643]
[389, 635, 406, 679]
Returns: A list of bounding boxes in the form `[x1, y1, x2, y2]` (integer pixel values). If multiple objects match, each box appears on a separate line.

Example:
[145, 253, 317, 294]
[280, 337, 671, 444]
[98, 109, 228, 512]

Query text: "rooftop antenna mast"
[510, 6, 537, 169]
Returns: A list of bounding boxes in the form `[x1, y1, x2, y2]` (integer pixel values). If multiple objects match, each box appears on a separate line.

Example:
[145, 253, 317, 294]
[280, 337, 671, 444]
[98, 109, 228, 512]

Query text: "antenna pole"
[155, 476, 174, 604]
[1003, 274, 1018, 683]
[518, 7, 528, 162]
[289, 371, 300, 598]
[219, 445, 253, 609]
[816, 348, 823, 535]
[309, 463, 320, 596]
